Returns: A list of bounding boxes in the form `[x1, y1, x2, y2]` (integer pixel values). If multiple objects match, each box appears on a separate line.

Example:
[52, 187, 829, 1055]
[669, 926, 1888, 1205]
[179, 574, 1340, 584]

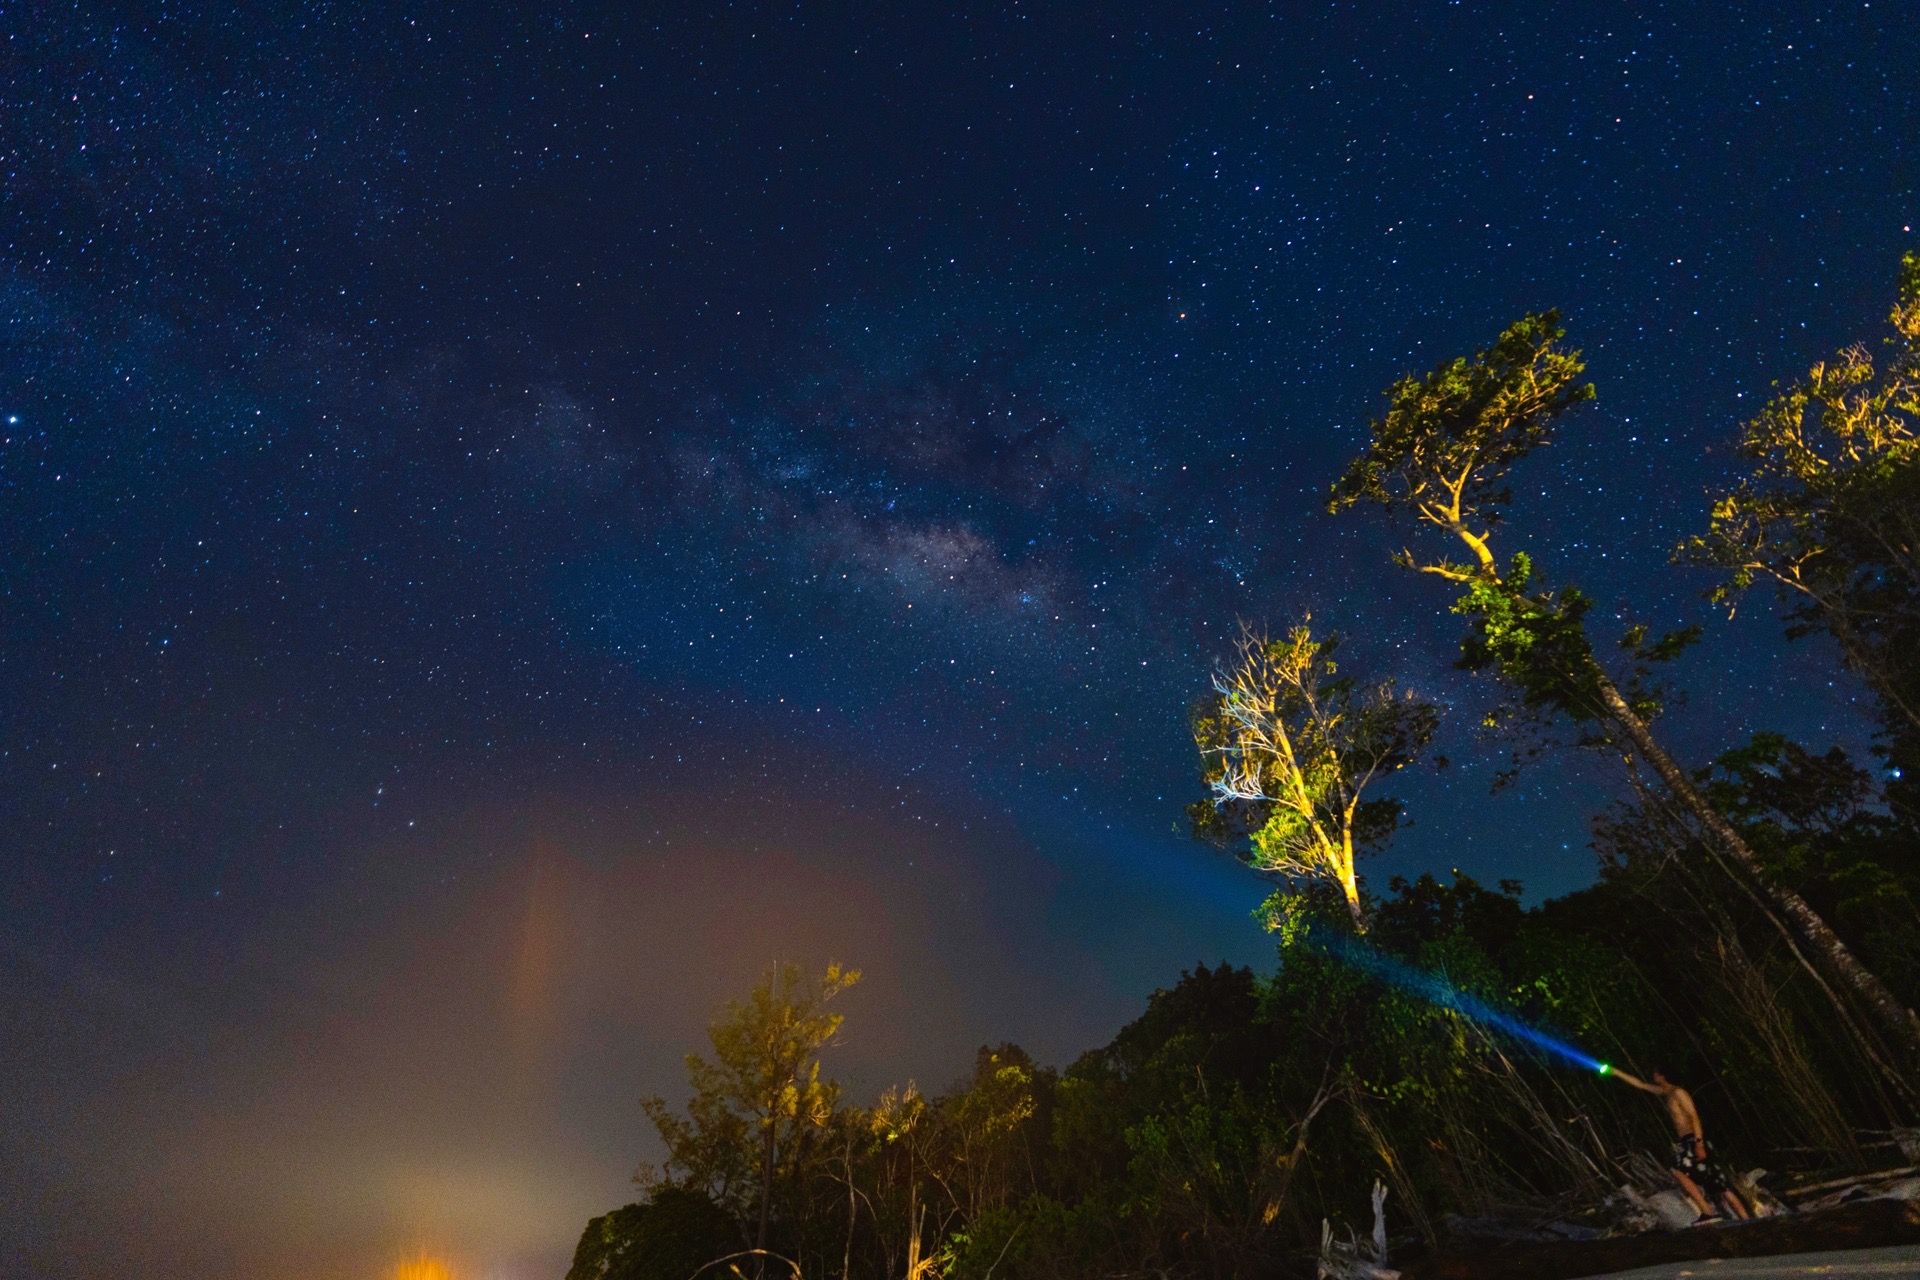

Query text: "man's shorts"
[1672, 1135, 1730, 1197]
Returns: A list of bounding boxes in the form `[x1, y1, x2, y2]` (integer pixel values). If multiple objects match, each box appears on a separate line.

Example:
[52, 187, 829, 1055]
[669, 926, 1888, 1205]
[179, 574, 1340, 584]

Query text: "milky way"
[4, 4, 1915, 1277]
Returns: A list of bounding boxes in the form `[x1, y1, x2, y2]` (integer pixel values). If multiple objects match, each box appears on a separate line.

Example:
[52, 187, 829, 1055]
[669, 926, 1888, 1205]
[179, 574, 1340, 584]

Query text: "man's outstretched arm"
[1606, 1068, 1664, 1095]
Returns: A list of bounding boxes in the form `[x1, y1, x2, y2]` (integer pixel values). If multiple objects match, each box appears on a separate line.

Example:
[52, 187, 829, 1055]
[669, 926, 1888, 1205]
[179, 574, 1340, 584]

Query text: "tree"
[1684, 252, 1920, 800]
[943, 1044, 1046, 1221]
[640, 1077, 757, 1216]
[643, 961, 861, 1277]
[1328, 311, 1920, 1059]
[867, 1082, 945, 1280]
[1698, 733, 1920, 1012]
[1191, 624, 1437, 932]
[567, 1187, 740, 1280]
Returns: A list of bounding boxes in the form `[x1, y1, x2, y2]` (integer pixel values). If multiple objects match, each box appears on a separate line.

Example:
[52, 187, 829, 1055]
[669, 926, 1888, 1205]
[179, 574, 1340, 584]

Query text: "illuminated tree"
[642, 961, 861, 1277]
[867, 1082, 942, 1280]
[1192, 624, 1436, 933]
[1329, 312, 1920, 1058]
[1685, 253, 1920, 777]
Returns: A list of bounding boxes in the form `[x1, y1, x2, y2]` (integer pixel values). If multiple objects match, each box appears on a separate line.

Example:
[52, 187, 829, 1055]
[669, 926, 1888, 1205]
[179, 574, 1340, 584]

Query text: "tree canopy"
[1686, 252, 1920, 802]
[1190, 624, 1435, 931]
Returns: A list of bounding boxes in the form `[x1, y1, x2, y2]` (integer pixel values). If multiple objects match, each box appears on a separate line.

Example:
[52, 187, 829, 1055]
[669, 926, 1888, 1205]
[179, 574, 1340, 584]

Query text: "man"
[1609, 1066, 1751, 1222]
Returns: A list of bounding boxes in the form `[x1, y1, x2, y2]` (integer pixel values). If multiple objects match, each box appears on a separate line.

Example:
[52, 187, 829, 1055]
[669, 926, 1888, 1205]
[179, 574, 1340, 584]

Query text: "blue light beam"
[1304, 925, 1606, 1074]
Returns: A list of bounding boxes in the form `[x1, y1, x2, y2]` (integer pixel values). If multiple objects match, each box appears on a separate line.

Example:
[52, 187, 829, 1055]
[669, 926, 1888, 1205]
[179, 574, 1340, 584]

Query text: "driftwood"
[1782, 1164, 1920, 1199]
[1398, 1197, 1920, 1280]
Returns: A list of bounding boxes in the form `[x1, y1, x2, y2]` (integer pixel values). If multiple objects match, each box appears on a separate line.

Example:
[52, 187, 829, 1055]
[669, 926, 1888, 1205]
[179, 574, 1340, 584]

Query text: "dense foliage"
[571, 259, 1920, 1279]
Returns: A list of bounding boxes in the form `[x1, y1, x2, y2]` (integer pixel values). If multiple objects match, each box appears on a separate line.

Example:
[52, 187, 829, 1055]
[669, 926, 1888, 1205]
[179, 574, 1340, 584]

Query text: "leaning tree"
[1327, 311, 1920, 1061]
[1685, 253, 1920, 776]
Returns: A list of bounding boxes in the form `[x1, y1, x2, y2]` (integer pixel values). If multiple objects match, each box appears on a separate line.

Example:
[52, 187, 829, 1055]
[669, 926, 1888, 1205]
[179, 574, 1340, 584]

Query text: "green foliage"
[1451, 552, 1604, 718]
[1445, 552, 1702, 745]
[1323, 309, 1660, 771]
[1327, 306, 1699, 744]
[945, 1043, 1052, 1219]
[1328, 311, 1595, 540]
[940, 1197, 1124, 1280]
[695, 961, 858, 1151]
[640, 1081, 756, 1213]
[1371, 872, 1525, 959]
[640, 961, 860, 1256]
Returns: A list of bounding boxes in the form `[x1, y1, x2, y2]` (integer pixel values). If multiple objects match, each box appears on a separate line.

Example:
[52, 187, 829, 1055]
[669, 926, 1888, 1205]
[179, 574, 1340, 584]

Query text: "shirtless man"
[1609, 1067, 1751, 1221]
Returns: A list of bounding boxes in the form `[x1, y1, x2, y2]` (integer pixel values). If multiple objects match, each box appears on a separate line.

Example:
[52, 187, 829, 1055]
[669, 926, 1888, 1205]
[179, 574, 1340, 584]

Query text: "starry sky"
[4, 3, 1916, 1277]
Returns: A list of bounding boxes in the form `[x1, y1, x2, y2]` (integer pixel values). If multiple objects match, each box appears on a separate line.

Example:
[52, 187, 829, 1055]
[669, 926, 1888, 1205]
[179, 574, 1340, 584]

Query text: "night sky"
[5, 3, 1916, 1277]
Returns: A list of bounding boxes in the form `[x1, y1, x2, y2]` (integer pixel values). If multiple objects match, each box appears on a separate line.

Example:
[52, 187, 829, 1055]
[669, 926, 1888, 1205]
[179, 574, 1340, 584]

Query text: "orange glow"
[391, 1252, 457, 1280]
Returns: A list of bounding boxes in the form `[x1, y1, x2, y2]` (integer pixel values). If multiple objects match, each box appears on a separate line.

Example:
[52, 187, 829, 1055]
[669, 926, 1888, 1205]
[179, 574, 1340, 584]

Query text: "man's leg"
[1671, 1169, 1716, 1219]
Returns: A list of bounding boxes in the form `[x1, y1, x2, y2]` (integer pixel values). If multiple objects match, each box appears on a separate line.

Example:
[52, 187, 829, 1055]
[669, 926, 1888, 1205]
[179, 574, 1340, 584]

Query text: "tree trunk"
[1338, 863, 1368, 933]
[1589, 667, 1920, 1060]
[757, 1121, 775, 1280]
[906, 1187, 924, 1280]
[842, 1137, 856, 1280]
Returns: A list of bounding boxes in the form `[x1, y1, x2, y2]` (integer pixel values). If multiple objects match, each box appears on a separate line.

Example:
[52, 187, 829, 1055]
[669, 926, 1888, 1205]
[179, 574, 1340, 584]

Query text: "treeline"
[569, 255, 1920, 1279]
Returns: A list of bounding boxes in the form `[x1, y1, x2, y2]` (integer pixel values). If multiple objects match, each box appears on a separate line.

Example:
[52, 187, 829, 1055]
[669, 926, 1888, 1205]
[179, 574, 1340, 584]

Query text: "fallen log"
[1782, 1165, 1919, 1199]
[1397, 1197, 1920, 1280]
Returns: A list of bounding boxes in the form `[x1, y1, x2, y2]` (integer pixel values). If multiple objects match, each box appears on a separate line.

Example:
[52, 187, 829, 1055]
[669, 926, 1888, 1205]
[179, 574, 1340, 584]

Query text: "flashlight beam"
[1305, 925, 1606, 1074]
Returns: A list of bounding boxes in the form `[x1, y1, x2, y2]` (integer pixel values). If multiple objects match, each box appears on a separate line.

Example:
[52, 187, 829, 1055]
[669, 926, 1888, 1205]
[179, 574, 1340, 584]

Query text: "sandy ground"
[1581, 1242, 1920, 1278]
